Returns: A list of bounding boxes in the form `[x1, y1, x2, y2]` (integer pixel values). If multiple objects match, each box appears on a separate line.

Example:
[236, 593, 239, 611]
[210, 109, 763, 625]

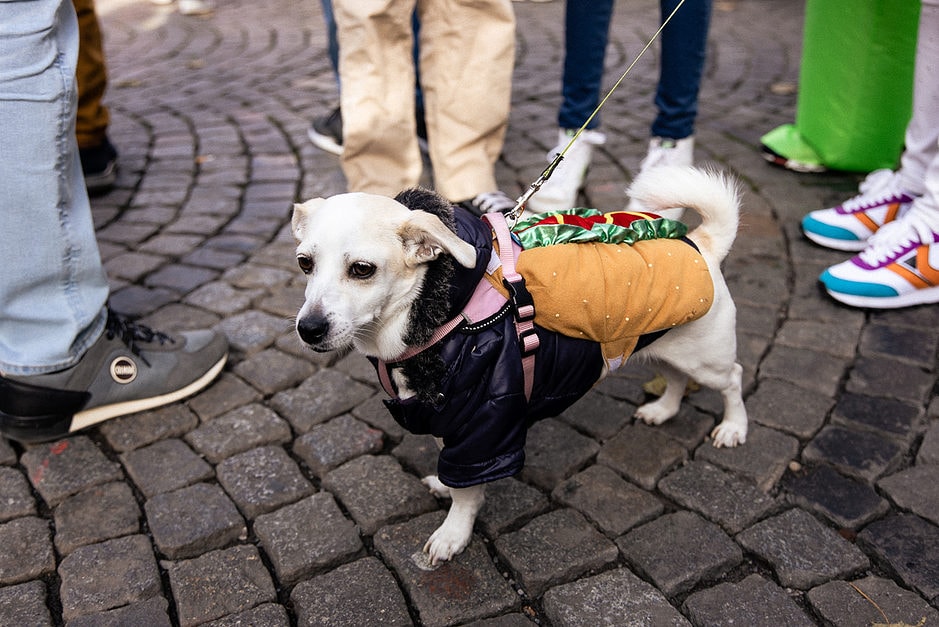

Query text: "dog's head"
[292, 191, 477, 360]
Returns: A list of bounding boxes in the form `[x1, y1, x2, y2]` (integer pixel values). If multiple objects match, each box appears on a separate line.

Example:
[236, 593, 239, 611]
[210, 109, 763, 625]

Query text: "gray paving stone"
[145, 482, 246, 559]
[0, 580, 52, 627]
[20, 436, 123, 507]
[98, 404, 200, 453]
[0, 516, 54, 585]
[643, 404, 716, 450]
[802, 425, 906, 483]
[187, 372, 263, 421]
[495, 508, 619, 598]
[290, 557, 412, 627]
[694, 424, 799, 492]
[831, 392, 924, 444]
[859, 323, 939, 369]
[184, 282, 261, 317]
[519, 419, 601, 491]
[233, 347, 317, 395]
[0, 466, 36, 522]
[552, 464, 664, 536]
[758, 344, 848, 397]
[146, 263, 218, 293]
[53, 481, 140, 555]
[121, 438, 214, 498]
[616, 511, 742, 598]
[216, 445, 315, 519]
[67, 596, 172, 627]
[683, 574, 814, 626]
[202, 603, 290, 627]
[323, 455, 437, 535]
[746, 377, 832, 439]
[858, 514, 939, 604]
[919, 420, 939, 465]
[164, 545, 277, 627]
[596, 423, 685, 491]
[108, 285, 178, 317]
[185, 403, 292, 463]
[846, 356, 935, 405]
[58, 534, 162, 622]
[807, 575, 939, 627]
[878, 465, 939, 527]
[293, 414, 385, 477]
[774, 318, 861, 359]
[217, 310, 291, 353]
[255, 493, 362, 585]
[542, 567, 688, 627]
[0, 437, 16, 466]
[592, 369, 648, 405]
[557, 390, 632, 440]
[476, 477, 550, 536]
[375, 511, 519, 626]
[658, 460, 776, 534]
[782, 464, 890, 529]
[736, 508, 869, 590]
[391, 433, 440, 479]
[270, 369, 376, 433]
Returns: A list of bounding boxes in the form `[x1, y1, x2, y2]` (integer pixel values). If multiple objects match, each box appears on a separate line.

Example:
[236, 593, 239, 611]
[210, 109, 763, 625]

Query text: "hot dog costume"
[372, 190, 714, 489]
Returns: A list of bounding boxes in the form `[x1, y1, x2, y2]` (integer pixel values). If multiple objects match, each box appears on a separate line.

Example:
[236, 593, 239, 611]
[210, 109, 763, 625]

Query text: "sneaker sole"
[802, 229, 869, 252]
[825, 284, 939, 309]
[68, 352, 228, 433]
[307, 126, 343, 156]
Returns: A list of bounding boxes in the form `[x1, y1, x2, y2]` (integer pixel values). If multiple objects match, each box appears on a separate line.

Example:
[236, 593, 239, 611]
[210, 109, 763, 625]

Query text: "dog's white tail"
[627, 165, 740, 262]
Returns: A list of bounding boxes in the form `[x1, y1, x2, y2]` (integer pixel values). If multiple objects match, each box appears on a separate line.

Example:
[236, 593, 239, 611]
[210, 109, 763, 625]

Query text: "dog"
[292, 165, 747, 565]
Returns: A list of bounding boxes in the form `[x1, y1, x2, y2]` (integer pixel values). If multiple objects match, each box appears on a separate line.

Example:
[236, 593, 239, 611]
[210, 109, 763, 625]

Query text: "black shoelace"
[104, 310, 174, 367]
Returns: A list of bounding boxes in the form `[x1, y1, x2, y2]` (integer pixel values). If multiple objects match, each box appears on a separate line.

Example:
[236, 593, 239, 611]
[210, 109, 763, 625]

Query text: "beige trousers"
[333, 0, 515, 201]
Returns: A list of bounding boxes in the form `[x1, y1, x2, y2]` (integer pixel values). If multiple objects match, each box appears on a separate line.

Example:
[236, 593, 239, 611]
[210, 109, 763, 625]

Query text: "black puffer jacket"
[373, 206, 603, 489]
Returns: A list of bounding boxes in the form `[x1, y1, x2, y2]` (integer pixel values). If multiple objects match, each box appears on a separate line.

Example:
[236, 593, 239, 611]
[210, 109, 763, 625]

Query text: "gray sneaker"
[0, 310, 227, 442]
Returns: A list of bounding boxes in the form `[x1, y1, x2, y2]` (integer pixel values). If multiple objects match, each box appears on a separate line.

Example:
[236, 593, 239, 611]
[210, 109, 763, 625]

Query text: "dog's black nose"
[297, 315, 329, 346]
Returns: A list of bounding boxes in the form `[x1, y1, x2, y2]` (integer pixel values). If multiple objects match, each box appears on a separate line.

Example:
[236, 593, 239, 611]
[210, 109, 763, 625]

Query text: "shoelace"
[859, 212, 936, 266]
[105, 310, 174, 367]
[473, 191, 516, 214]
[841, 169, 906, 212]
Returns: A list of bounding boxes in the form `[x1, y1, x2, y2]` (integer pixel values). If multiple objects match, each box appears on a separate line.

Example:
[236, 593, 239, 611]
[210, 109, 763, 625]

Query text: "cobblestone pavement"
[2, 0, 939, 625]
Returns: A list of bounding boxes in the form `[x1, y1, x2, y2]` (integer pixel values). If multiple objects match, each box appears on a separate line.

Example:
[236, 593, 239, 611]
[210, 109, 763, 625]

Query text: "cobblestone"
[2, 0, 938, 623]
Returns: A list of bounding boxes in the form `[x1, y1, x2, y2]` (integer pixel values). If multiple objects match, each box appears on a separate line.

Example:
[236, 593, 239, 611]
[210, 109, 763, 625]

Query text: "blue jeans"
[558, 0, 711, 140]
[0, 0, 108, 375]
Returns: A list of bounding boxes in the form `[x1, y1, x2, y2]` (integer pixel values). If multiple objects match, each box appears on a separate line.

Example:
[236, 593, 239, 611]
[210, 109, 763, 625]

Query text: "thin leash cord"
[508, 0, 688, 221]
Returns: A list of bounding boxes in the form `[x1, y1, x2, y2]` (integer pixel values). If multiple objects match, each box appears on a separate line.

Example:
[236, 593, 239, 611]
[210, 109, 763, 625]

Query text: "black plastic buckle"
[503, 276, 535, 322]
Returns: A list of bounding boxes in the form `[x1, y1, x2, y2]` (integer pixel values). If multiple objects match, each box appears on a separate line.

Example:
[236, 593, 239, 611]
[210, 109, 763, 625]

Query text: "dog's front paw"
[422, 475, 451, 499]
[423, 521, 472, 565]
[634, 401, 677, 426]
[711, 422, 746, 448]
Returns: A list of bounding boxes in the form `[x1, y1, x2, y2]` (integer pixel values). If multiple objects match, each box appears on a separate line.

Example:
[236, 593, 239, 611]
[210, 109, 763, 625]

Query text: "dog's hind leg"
[634, 362, 687, 426]
[697, 360, 747, 447]
[423, 483, 485, 565]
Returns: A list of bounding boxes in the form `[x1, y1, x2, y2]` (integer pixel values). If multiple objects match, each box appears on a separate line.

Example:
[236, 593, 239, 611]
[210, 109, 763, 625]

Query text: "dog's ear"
[292, 198, 325, 242]
[399, 210, 477, 268]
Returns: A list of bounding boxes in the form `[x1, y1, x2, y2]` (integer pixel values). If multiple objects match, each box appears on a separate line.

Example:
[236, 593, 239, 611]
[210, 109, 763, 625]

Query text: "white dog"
[292, 165, 747, 565]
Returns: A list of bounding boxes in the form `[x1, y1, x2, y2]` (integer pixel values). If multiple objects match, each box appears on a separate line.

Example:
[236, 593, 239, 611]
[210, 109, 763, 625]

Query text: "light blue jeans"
[0, 0, 108, 375]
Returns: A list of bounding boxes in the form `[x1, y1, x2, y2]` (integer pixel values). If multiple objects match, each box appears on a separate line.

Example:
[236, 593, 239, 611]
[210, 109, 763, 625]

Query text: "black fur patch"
[392, 188, 460, 402]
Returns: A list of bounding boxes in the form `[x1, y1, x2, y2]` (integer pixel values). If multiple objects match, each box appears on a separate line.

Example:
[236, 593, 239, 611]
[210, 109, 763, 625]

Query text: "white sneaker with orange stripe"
[819, 207, 939, 308]
[802, 169, 919, 251]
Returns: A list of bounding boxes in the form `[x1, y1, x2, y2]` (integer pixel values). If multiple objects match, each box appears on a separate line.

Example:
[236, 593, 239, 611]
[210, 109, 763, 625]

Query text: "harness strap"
[483, 212, 539, 401]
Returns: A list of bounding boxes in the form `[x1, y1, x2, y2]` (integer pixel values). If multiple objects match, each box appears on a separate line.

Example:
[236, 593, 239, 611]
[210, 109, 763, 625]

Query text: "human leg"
[0, 0, 228, 441]
[817, 2, 939, 308]
[73, 0, 117, 194]
[333, 0, 421, 195]
[416, 0, 516, 203]
[528, 0, 613, 214]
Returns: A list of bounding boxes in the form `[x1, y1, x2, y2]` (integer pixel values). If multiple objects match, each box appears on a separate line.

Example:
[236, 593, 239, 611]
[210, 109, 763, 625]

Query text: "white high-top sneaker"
[527, 128, 607, 214]
[627, 136, 695, 219]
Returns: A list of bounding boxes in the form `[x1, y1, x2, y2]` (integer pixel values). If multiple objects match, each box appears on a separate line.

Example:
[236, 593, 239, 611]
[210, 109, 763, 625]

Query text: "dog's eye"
[349, 261, 376, 279]
[297, 255, 313, 274]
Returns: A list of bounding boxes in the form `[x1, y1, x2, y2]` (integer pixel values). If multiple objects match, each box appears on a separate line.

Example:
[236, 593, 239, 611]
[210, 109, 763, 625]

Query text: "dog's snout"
[297, 314, 329, 346]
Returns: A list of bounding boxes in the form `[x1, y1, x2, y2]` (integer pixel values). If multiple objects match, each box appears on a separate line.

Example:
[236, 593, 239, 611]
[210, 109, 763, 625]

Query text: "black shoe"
[79, 136, 118, 196]
[308, 107, 344, 156]
[0, 310, 228, 443]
